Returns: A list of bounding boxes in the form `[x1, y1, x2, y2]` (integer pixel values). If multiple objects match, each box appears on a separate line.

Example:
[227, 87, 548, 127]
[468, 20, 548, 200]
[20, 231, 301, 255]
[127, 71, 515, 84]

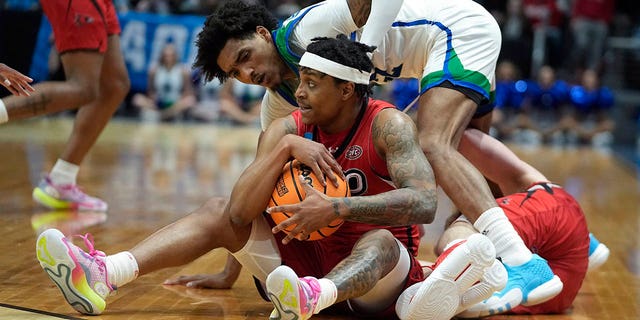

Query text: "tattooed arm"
[347, 0, 403, 47]
[337, 108, 437, 225]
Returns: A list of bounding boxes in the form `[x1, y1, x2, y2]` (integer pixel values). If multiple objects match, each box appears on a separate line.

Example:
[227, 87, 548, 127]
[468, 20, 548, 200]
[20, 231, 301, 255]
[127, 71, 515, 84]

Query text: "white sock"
[0, 99, 8, 123]
[106, 252, 139, 288]
[473, 207, 532, 266]
[50, 159, 79, 186]
[314, 278, 337, 314]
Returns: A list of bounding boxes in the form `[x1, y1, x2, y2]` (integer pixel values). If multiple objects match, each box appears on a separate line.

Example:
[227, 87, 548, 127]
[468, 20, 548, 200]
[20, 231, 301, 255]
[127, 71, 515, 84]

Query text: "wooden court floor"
[0, 118, 638, 320]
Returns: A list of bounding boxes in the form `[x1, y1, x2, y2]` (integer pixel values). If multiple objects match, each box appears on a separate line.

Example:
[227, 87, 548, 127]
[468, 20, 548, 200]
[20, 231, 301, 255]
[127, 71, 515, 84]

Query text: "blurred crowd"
[2, 0, 639, 144]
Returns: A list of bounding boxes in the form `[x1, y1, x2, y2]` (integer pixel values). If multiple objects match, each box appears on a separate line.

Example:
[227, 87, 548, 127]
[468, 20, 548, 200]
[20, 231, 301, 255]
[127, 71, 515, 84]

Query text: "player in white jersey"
[259, 0, 500, 130]
[192, 0, 562, 313]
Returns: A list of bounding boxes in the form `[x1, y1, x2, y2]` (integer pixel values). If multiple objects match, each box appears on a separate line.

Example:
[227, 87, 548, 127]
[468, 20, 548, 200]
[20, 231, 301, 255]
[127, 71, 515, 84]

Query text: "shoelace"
[299, 277, 320, 315]
[69, 233, 114, 290]
[45, 176, 89, 201]
[65, 185, 89, 201]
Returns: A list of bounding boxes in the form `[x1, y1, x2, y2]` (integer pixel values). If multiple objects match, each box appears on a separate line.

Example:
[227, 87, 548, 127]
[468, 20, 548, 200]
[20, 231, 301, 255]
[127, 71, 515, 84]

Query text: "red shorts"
[41, 0, 120, 53]
[499, 184, 589, 314]
[268, 217, 425, 318]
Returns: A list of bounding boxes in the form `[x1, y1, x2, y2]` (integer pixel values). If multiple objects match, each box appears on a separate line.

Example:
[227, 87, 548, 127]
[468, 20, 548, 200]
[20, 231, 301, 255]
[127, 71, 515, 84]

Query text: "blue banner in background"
[30, 12, 206, 93]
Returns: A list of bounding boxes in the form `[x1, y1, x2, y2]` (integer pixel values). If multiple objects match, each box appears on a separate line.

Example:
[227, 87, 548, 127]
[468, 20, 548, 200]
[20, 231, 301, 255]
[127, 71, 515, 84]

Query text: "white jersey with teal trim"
[260, 0, 500, 130]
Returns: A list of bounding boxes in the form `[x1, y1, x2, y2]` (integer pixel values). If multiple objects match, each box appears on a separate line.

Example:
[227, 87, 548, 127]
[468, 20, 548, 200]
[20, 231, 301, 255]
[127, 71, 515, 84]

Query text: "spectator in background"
[218, 79, 263, 126]
[390, 78, 419, 120]
[527, 65, 571, 144]
[522, 0, 570, 72]
[274, 0, 301, 20]
[491, 61, 536, 142]
[498, 0, 534, 78]
[190, 75, 223, 123]
[191, 76, 263, 126]
[132, 43, 196, 122]
[568, 0, 615, 73]
[569, 69, 615, 147]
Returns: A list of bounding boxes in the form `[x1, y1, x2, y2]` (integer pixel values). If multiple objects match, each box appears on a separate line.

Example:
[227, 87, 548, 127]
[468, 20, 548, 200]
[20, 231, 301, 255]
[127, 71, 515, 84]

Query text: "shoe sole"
[522, 274, 563, 306]
[33, 188, 75, 210]
[33, 187, 108, 212]
[456, 259, 508, 314]
[458, 264, 563, 317]
[588, 244, 610, 271]
[266, 266, 306, 320]
[396, 234, 496, 320]
[36, 229, 106, 315]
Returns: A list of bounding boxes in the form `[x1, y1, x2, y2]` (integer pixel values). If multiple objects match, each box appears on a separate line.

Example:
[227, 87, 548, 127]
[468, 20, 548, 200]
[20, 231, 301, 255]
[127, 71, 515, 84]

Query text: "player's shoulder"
[369, 100, 417, 135]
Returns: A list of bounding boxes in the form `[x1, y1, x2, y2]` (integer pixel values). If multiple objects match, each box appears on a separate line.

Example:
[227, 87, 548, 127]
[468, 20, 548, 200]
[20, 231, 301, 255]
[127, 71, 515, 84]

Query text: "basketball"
[268, 160, 350, 240]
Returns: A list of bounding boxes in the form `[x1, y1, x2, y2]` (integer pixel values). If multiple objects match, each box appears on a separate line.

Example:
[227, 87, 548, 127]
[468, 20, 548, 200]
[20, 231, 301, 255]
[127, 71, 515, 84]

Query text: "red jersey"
[266, 98, 424, 318]
[292, 98, 421, 256]
[497, 182, 589, 314]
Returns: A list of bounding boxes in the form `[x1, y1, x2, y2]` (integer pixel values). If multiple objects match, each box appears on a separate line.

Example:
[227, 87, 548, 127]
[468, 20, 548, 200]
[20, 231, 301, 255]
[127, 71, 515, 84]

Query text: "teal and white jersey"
[261, 0, 501, 130]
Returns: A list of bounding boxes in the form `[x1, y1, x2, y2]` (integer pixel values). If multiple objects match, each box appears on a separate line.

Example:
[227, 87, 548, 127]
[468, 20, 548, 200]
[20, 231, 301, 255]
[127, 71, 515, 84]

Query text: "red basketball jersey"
[292, 99, 421, 256]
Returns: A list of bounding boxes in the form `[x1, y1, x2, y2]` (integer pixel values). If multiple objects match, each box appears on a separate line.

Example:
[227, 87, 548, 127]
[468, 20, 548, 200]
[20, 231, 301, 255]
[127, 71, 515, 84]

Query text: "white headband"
[299, 52, 371, 85]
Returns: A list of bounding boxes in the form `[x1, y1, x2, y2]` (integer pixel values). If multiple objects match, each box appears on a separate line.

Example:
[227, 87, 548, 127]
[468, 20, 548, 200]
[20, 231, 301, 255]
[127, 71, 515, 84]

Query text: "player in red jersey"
[37, 36, 489, 320]
[437, 128, 590, 317]
[1, 0, 130, 211]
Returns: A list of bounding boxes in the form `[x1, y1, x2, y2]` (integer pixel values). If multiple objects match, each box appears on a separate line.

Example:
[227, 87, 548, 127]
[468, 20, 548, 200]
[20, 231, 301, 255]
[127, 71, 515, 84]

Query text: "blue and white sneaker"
[457, 254, 563, 318]
[588, 233, 610, 271]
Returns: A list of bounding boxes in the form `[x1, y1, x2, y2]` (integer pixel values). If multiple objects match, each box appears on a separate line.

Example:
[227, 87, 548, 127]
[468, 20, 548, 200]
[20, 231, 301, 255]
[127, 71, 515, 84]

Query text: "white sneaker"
[396, 234, 496, 320]
[456, 259, 507, 315]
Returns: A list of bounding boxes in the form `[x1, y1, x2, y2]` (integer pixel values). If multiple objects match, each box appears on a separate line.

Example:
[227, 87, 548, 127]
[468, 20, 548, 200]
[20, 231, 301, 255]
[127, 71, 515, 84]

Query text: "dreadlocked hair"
[303, 34, 376, 98]
[194, 0, 278, 83]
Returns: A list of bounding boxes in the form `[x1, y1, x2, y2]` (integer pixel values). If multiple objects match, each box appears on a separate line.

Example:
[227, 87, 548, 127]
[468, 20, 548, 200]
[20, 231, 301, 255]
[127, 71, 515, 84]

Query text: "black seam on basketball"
[290, 162, 304, 202]
[327, 221, 342, 228]
[270, 195, 279, 207]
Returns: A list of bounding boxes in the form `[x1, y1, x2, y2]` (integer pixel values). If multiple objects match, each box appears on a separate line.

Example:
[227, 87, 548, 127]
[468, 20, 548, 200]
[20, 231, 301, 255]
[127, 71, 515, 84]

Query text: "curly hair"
[194, 1, 278, 83]
[304, 35, 375, 98]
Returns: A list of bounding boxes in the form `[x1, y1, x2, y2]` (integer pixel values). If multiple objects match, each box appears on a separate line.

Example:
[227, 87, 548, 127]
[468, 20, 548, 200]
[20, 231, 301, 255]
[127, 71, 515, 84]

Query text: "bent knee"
[101, 73, 131, 100]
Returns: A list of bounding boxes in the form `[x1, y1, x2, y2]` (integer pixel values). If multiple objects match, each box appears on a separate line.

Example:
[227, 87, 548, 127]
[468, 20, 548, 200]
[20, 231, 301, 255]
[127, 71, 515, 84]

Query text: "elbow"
[421, 207, 436, 224]
[226, 204, 253, 227]
[417, 188, 437, 224]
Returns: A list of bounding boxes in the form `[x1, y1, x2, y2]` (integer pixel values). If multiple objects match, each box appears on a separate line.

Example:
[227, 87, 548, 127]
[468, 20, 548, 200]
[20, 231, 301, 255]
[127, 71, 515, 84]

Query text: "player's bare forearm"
[459, 129, 546, 194]
[335, 185, 435, 225]
[227, 118, 296, 226]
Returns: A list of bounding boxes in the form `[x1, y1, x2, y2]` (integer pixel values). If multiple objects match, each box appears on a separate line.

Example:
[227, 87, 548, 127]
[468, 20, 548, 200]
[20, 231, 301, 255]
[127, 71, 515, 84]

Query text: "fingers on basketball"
[268, 160, 349, 240]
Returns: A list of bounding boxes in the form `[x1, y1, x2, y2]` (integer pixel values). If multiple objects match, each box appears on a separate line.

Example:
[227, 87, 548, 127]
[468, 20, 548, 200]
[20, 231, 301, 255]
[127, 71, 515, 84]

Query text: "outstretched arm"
[164, 254, 242, 289]
[458, 128, 547, 195]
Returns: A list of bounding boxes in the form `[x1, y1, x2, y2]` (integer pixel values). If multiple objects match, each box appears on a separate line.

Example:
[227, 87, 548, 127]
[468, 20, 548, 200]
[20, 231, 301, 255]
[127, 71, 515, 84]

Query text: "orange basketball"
[268, 160, 350, 240]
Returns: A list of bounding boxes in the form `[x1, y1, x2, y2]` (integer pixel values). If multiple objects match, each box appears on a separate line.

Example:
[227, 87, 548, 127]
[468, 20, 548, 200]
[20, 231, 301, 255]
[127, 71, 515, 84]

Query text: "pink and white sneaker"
[266, 265, 321, 320]
[33, 175, 108, 211]
[36, 229, 114, 315]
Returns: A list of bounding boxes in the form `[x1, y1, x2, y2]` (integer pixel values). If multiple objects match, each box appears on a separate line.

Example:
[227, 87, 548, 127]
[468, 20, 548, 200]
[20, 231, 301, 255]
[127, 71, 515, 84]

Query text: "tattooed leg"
[327, 229, 408, 312]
